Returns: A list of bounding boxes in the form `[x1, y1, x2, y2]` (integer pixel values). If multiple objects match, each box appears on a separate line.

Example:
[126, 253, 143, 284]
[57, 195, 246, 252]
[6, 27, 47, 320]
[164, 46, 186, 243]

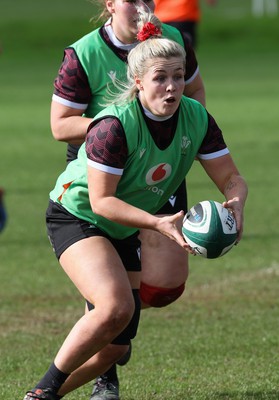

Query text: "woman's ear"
[135, 77, 143, 91]
[106, 0, 115, 13]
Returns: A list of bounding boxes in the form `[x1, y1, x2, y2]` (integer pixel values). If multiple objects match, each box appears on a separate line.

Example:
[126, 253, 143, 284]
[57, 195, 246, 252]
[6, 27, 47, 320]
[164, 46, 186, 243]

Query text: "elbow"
[90, 200, 105, 219]
[90, 198, 113, 221]
[51, 122, 65, 142]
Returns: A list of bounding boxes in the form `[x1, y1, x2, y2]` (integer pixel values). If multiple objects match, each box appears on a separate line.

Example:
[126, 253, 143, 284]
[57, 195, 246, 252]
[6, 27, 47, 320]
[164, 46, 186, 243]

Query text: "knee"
[108, 302, 135, 333]
[140, 282, 185, 308]
[112, 289, 141, 344]
[88, 297, 135, 337]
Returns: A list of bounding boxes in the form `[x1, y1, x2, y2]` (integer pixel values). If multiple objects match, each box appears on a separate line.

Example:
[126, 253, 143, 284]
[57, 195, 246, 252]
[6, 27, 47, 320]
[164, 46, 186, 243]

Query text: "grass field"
[1, 1, 279, 399]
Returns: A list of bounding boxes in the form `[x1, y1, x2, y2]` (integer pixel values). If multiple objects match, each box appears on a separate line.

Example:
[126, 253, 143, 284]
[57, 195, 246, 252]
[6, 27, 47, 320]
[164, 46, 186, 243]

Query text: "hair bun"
[137, 22, 162, 42]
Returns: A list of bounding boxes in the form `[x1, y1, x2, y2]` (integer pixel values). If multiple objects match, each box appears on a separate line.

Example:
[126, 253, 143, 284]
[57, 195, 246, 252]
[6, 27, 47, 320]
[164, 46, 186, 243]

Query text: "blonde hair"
[90, 0, 110, 23]
[91, 0, 156, 24]
[104, 7, 186, 105]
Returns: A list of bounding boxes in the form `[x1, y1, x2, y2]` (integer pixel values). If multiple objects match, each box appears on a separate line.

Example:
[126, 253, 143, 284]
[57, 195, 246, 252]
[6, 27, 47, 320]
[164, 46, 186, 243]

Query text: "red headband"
[137, 22, 162, 42]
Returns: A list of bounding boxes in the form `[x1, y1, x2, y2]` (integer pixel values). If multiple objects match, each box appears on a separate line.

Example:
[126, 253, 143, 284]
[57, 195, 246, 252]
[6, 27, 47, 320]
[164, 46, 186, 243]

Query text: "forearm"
[222, 173, 248, 240]
[92, 196, 188, 249]
[92, 196, 157, 230]
[223, 173, 248, 207]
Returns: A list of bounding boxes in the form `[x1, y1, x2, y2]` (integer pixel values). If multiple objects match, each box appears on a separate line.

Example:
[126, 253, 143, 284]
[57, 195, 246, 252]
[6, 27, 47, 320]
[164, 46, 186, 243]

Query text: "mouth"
[164, 97, 176, 104]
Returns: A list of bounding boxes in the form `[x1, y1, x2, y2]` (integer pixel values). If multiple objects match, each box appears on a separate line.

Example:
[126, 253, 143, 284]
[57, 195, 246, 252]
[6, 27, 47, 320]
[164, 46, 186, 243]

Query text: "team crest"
[107, 70, 117, 82]
[181, 136, 191, 155]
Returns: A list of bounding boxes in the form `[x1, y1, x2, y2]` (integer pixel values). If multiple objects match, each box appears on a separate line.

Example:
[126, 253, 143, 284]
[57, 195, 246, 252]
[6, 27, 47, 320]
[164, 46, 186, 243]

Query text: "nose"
[166, 80, 176, 92]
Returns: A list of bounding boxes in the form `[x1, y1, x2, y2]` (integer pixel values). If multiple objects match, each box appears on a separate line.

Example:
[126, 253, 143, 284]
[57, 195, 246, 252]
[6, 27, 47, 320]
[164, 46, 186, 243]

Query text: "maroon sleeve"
[86, 117, 128, 169]
[199, 112, 228, 155]
[53, 48, 92, 104]
[180, 33, 199, 82]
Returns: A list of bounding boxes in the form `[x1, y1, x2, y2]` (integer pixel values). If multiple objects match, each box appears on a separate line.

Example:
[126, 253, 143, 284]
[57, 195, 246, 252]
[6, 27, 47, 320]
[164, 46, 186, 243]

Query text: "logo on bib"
[146, 163, 172, 185]
[181, 136, 191, 155]
[107, 70, 117, 82]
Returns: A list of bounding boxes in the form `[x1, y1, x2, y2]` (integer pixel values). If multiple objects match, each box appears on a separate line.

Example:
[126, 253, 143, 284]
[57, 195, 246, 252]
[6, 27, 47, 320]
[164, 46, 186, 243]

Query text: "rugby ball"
[182, 200, 237, 259]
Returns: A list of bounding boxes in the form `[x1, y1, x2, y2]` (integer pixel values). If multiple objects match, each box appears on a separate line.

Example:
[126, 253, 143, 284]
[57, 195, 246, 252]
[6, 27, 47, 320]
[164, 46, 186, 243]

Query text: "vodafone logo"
[146, 163, 172, 185]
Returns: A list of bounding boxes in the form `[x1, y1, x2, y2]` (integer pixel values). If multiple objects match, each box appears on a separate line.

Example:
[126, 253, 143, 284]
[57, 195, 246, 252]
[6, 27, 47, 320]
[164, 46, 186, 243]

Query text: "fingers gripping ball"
[182, 200, 237, 259]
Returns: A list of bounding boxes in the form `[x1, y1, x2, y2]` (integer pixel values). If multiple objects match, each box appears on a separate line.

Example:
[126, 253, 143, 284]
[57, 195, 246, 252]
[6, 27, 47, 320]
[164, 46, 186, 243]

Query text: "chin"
[164, 104, 178, 114]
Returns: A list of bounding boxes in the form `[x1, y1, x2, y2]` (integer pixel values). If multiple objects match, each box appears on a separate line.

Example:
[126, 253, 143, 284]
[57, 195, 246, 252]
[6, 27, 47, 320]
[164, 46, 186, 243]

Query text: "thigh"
[47, 200, 141, 299]
[140, 181, 188, 288]
[60, 236, 135, 305]
[139, 219, 189, 288]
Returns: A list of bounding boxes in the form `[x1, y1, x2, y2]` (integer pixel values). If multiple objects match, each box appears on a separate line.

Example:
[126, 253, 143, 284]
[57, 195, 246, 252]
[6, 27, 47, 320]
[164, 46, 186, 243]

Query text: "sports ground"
[1, 1, 278, 398]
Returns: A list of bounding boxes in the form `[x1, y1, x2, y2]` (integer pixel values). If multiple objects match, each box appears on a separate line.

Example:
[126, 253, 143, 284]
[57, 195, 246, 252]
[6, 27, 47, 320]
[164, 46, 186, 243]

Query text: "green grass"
[1, 1, 279, 399]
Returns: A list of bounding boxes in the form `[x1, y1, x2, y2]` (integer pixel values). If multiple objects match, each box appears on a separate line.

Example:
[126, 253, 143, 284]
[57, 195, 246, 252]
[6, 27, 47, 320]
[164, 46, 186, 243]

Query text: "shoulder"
[179, 97, 208, 133]
[162, 23, 184, 45]
[94, 99, 140, 123]
[88, 116, 125, 140]
[69, 27, 106, 59]
[198, 112, 228, 158]
[86, 117, 128, 170]
[70, 27, 101, 48]
[162, 24, 198, 80]
[181, 96, 206, 113]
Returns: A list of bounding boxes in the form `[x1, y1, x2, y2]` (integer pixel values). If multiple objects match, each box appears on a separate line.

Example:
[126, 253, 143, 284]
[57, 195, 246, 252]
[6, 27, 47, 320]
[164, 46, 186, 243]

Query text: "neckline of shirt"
[104, 18, 138, 51]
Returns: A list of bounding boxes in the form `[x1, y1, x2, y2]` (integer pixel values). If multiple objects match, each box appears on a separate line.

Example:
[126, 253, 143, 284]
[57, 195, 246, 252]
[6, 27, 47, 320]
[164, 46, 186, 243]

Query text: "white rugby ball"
[182, 200, 237, 259]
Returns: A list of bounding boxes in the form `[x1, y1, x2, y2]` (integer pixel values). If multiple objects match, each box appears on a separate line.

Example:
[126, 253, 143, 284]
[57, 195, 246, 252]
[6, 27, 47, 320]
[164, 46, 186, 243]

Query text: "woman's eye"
[155, 76, 165, 83]
[174, 74, 184, 81]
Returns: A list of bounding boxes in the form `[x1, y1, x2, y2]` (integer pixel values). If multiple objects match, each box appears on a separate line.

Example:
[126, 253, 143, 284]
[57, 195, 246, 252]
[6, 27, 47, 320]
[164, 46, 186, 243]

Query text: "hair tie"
[137, 22, 162, 42]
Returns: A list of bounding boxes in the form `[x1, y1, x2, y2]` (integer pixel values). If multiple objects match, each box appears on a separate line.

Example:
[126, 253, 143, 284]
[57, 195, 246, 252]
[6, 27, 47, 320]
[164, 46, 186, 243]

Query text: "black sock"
[35, 362, 69, 394]
[101, 364, 118, 383]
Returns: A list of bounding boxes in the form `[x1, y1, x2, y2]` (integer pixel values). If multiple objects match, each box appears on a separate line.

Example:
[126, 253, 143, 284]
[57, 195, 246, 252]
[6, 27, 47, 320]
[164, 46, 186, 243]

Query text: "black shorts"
[46, 200, 141, 272]
[157, 180, 187, 214]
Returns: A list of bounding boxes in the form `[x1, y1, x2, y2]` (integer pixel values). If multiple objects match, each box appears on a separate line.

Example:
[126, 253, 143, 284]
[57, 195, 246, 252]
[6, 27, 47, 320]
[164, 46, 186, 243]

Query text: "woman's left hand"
[154, 210, 196, 254]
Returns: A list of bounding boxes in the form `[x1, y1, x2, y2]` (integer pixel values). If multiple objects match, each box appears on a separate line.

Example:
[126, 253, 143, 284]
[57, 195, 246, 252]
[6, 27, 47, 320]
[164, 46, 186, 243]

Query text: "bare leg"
[26, 236, 140, 398]
[139, 216, 188, 308]
[58, 343, 129, 396]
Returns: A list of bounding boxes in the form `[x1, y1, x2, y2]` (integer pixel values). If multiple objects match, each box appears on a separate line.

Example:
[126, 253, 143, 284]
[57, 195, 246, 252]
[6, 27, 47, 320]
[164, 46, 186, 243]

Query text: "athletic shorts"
[46, 200, 141, 272]
[157, 180, 187, 214]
